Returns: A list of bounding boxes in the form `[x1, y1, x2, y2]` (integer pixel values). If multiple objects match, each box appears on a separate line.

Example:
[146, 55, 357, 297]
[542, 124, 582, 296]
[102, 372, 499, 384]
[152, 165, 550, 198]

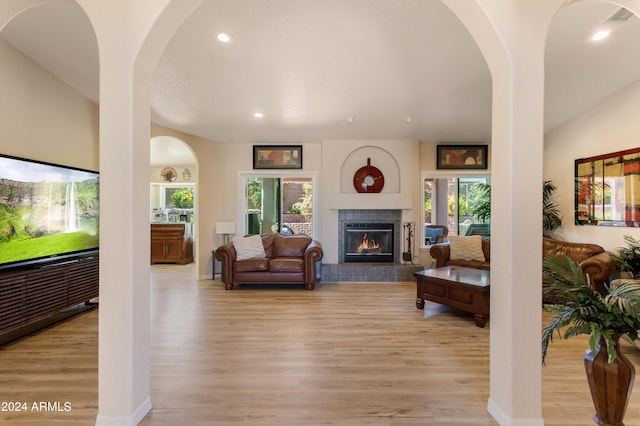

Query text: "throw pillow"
[449, 235, 485, 262]
[233, 235, 266, 261]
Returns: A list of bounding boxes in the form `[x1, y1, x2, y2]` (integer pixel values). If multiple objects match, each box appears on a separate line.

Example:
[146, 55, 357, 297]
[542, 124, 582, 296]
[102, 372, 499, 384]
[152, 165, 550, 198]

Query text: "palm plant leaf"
[541, 254, 640, 365]
[612, 235, 640, 277]
[543, 180, 562, 232]
[542, 254, 592, 303]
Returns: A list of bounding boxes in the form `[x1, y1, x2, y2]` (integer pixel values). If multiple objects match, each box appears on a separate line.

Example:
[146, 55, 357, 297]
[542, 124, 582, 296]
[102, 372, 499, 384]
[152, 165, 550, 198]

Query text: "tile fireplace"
[337, 209, 401, 263]
[322, 209, 422, 282]
[344, 223, 394, 263]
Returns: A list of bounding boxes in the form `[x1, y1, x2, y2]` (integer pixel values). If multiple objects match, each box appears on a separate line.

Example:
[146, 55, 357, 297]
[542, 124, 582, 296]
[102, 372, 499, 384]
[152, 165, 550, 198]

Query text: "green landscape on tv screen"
[0, 155, 99, 268]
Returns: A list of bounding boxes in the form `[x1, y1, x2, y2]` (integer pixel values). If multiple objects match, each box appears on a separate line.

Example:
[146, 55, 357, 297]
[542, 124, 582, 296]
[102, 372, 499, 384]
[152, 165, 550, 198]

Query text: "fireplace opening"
[344, 223, 394, 262]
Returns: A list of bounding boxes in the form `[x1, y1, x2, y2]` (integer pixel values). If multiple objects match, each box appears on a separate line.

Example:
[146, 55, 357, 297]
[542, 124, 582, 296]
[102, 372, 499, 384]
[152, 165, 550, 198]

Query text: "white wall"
[0, 39, 99, 170]
[544, 80, 640, 251]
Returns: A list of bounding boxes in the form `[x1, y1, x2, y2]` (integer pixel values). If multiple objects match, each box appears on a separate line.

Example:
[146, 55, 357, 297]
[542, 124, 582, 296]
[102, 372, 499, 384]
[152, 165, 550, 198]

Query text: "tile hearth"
[320, 263, 423, 282]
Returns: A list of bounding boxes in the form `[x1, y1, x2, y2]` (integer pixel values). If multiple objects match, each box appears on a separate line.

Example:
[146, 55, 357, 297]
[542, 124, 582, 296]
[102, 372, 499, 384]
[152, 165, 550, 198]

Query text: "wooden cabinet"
[0, 254, 99, 345]
[151, 223, 193, 264]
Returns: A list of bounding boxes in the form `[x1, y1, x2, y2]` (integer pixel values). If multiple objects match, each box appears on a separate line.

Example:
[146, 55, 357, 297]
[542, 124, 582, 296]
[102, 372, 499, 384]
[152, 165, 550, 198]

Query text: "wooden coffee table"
[414, 266, 490, 327]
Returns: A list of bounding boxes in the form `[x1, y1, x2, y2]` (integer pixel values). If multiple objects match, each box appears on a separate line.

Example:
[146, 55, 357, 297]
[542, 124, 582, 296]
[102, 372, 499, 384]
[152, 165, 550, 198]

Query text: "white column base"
[95, 397, 152, 426]
[487, 398, 543, 426]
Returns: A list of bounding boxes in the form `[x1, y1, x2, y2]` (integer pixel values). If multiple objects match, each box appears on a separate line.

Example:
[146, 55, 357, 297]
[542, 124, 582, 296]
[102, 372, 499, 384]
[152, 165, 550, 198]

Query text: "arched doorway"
[150, 136, 198, 267]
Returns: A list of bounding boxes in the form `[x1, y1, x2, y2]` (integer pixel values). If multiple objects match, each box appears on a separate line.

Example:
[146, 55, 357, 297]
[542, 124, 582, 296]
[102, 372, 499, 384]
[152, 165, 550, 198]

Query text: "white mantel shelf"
[328, 193, 413, 210]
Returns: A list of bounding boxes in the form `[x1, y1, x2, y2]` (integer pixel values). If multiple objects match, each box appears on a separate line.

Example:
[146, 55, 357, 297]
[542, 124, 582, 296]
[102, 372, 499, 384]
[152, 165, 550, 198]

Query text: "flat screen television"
[0, 154, 99, 271]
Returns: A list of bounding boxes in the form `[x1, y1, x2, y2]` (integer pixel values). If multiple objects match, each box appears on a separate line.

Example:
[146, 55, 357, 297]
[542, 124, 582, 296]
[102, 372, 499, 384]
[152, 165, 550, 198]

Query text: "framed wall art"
[436, 144, 488, 170]
[575, 147, 640, 227]
[253, 145, 303, 169]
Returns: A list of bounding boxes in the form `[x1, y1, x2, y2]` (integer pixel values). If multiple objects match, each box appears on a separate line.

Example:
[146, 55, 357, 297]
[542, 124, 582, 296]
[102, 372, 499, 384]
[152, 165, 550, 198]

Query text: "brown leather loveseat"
[430, 237, 613, 294]
[215, 234, 323, 290]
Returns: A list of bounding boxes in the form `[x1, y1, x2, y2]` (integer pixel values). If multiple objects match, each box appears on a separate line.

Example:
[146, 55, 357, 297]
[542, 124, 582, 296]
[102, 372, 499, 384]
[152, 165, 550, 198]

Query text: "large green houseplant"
[612, 234, 640, 279]
[542, 254, 640, 363]
[542, 254, 640, 425]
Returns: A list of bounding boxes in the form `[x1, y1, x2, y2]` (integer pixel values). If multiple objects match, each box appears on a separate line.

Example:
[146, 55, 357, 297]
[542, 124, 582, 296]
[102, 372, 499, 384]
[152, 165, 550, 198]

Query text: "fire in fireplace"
[344, 223, 394, 262]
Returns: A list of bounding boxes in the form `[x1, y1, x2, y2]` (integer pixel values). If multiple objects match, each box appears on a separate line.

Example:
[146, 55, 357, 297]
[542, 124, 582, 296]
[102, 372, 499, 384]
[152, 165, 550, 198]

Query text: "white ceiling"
[2, 1, 640, 166]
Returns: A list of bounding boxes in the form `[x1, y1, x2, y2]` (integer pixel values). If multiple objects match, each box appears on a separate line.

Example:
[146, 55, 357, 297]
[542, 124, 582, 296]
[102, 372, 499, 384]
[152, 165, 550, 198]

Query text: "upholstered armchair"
[424, 225, 448, 245]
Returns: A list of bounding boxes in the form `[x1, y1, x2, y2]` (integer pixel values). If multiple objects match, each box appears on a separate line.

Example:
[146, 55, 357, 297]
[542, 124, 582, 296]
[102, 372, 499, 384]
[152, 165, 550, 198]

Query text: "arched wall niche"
[149, 135, 198, 232]
[150, 135, 198, 183]
[340, 146, 400, 193]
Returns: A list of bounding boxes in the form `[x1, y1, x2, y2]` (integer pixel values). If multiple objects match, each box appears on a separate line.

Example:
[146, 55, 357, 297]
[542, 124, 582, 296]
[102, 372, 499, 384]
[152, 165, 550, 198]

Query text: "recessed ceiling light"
[217, 33, 231, 43]
[253, 112, 264, 118]
[592, 30, 610, 41]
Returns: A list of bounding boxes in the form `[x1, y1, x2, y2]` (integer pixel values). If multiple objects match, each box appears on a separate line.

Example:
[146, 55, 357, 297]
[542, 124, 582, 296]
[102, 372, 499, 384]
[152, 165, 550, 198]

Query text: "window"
[422, 173, 490, 247]
[243, 175, 314, 237]
[150, 183, 196, 223]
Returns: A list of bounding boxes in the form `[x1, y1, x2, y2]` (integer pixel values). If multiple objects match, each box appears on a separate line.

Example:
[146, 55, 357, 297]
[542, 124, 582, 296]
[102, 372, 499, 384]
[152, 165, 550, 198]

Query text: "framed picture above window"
[437, 145, 488, 170]
[253, 145, 303, 169]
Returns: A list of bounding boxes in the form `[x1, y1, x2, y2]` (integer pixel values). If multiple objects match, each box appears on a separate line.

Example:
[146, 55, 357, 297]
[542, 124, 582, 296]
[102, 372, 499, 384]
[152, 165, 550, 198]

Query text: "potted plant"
[542, 180, 562, 237]
[612, 235, 640, 279]
[542, 254, 640, 426]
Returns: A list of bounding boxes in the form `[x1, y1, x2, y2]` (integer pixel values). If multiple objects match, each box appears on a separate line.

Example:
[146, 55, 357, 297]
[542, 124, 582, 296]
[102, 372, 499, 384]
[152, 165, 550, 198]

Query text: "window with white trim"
[421, 173, 490, 247]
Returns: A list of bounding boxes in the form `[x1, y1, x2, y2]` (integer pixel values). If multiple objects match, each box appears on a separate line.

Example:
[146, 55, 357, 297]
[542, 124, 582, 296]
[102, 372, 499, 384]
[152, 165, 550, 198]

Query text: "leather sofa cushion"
[261, 234, 275, 258]
[273, 234, 312, 258]
[233, 258, 269, 272]
[542, 238, 603, 263]
[269, 257, 304, 273]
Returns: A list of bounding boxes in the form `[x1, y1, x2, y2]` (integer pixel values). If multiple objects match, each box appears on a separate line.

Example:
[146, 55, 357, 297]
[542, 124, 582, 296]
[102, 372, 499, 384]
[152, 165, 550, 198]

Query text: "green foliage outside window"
[291, 182, 312, 214]
[449, 193, 469, 216]
[171, 188, 194, 208]
[247, 178, 262, 210]
[467, 183, 491, 223]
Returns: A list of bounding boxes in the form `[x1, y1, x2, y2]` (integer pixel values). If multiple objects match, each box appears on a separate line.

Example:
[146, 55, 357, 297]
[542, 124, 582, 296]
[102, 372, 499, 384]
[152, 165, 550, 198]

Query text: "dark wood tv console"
[0, 253, 99, 345]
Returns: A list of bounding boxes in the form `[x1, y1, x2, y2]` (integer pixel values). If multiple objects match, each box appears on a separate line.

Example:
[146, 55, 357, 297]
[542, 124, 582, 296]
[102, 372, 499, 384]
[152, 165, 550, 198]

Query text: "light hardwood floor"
[1, 263, 640, 425]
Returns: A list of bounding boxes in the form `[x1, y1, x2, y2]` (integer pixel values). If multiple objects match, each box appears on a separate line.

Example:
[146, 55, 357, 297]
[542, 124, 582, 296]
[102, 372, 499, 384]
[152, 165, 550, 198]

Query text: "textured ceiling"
[2, 1, 640, 165]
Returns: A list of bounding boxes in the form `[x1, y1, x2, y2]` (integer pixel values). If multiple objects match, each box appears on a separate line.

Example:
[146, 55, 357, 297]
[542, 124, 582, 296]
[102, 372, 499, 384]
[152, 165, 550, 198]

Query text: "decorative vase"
[584, 335, 636, 426]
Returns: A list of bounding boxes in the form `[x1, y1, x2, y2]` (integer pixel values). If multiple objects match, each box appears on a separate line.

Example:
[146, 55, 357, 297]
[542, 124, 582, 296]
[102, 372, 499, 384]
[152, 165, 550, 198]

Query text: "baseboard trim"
[95, 397, 152, 426]
[487, 398, 543, 426]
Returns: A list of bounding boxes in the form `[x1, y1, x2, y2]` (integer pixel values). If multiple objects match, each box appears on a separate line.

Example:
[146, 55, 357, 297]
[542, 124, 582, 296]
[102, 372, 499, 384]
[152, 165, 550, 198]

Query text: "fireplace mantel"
[328, 193, 412, 210]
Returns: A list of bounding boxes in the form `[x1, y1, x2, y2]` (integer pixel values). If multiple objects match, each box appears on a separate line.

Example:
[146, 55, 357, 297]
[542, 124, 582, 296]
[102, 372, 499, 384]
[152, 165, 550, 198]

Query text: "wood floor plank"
[0, 263, 638, 425]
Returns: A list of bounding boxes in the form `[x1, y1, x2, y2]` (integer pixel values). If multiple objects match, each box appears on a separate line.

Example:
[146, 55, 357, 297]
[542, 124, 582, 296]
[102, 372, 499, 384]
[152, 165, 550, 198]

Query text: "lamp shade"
[215, 222, 236, 235]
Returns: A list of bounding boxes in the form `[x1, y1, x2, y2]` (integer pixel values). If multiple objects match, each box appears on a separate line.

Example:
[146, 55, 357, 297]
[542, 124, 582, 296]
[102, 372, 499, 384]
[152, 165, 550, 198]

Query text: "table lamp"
[216, 222, 236, 245]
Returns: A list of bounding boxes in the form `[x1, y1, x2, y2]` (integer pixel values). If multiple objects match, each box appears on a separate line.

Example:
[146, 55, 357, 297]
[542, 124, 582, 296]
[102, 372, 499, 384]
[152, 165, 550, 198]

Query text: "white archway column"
[76, 1, 201, 424]
[487, 58, 546, 426]
[443, 1, 563, 424]
[89, 2, 156, 423]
